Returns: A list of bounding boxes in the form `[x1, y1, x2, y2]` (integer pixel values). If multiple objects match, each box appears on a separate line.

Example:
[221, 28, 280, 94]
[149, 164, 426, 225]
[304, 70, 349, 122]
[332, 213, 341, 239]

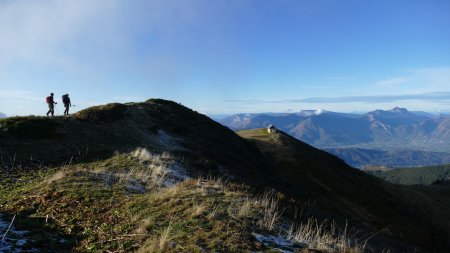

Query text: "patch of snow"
[391, 107, 409, 114]
[131, 148, 190, 188]
[315, 109, 326, 115]
[252, 232, 306, 253]
[253, 233, 293, 247]
[232, 115, 252, 123]
[0, 213, 32, 252]
[15, 239, 26, 246]
[163, 164, 190, 187]
[379, 122, 391, 132]
[369, 120, 392, 134]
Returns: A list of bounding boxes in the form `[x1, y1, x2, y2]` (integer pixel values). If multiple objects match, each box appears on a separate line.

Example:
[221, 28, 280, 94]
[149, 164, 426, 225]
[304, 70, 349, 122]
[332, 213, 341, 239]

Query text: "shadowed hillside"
[238, 129, 450, 252]
[1, 99, 449, 252]
[366, 164, 450, 185]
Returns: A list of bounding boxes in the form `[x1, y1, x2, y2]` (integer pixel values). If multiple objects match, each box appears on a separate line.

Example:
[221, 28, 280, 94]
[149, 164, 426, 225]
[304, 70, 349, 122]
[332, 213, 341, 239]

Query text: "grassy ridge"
[0, 99, 267, 181]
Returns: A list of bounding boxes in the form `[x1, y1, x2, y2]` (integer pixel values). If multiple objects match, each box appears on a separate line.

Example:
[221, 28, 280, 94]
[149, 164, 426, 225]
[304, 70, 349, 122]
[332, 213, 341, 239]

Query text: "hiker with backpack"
[46, 93, 57, 116]
[62, 94, 72, 115]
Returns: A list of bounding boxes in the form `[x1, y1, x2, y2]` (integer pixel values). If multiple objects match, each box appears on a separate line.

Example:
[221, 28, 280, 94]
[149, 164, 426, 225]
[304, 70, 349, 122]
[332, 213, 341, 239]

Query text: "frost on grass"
[130, 148, 190, 189]
[207, 182, 365, 253]
[0, 213, 33, 253]
[45, 149, 190, 195]
[254, 216, 366, 253]
[252, 233, 306, 253]
[66, 148, 191, 194]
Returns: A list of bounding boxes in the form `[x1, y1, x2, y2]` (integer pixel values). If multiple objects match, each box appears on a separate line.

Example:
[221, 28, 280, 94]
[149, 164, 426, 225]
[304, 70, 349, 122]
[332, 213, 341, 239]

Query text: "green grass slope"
[367, 164, 450, 185]
[1, 152, 366, 252]
[0, 99, 449, 252]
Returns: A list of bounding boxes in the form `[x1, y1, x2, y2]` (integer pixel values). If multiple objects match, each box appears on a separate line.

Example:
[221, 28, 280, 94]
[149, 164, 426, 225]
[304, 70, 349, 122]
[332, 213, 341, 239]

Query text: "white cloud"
[222, 66, 450, 113]
[225, 91, 450, 104]
[0, 89, 42, 102]
[0, 89, 43, 115]
[376, 77, 408, 86]
[0, 0, 250, 84]
[368, 67, 450, 95]
[406, 67, 450, 90]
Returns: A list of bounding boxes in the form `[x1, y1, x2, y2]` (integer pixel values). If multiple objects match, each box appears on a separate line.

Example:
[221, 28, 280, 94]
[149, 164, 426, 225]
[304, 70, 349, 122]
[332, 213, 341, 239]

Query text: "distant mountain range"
[220, 108, 450, 167]
[0, 113, 6, 118]
[221, 107, 450, 151]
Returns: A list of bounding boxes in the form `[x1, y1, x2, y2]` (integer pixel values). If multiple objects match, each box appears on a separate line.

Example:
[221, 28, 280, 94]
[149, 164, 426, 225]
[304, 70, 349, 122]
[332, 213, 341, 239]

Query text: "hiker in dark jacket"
[46, 93, 57, 116]
[62, 94, 72, 115]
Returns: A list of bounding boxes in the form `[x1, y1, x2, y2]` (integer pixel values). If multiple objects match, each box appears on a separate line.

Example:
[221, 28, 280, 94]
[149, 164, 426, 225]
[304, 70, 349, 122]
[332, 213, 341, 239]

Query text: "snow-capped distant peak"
[390, 107, 409, 114]
[298, 109, 326, 116]
[315, 109, 326, 115]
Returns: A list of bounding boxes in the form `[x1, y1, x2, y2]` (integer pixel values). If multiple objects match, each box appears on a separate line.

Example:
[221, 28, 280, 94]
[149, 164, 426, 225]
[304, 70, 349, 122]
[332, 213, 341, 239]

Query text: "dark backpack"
[62, 95, 69, 104]
[46, 96, 52, 104]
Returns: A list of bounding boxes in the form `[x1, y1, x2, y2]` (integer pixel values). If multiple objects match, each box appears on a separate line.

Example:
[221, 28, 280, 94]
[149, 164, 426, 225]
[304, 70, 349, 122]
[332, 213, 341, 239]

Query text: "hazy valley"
[325, 148, 450, 168]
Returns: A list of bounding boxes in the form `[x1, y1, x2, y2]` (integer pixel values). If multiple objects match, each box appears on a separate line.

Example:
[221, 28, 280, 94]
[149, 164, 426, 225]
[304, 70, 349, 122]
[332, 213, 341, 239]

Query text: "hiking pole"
[1, 214, 16, 241]
[55, 105, 60, 116]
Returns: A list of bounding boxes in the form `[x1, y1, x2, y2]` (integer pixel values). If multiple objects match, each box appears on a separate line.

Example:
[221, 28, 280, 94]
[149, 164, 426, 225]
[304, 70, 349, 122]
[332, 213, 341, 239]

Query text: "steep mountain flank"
[1, 100, 449, 252]
[238, 129, 450, 252]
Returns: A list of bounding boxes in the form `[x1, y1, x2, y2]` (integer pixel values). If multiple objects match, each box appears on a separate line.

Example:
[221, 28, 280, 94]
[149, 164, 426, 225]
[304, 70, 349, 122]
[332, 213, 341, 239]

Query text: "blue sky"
[1, 0, 450, 116]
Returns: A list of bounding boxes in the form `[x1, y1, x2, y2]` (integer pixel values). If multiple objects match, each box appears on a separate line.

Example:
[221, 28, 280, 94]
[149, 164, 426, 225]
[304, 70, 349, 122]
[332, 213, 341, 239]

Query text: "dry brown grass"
[17, 155, 366, 253]
[286, 219, 366, 253]
[137, 222, 173, 253]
